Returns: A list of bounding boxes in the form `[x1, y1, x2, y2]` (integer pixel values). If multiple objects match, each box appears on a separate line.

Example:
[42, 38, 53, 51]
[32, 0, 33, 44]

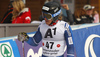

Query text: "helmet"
[83, 5, 95, 10]
[42, 1, 61, 22]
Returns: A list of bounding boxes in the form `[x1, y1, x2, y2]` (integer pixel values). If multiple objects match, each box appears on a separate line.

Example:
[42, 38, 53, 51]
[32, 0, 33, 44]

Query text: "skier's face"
[44, 18, 52, 25]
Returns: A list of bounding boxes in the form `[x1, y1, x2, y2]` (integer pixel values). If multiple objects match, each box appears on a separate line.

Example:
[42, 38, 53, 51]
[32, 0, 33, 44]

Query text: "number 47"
[46, 42, 54, 49]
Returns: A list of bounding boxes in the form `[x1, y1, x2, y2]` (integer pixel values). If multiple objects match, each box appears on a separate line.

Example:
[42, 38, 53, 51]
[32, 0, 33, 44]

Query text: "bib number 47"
[46, 42, 54, 49]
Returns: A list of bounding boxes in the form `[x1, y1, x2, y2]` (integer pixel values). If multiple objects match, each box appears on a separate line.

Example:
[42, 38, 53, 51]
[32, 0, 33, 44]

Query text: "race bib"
[42, 40, 66, 56]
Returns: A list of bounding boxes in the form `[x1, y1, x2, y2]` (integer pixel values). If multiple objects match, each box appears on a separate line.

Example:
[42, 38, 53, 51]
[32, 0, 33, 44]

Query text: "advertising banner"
[73, 25, 100, 57]
[15, 39, 23, 57]
[24, 41, 42, 57]
[0, 39, 20, 57]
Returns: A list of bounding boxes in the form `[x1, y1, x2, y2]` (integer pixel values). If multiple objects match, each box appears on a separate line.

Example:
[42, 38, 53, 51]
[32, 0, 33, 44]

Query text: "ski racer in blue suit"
[19, 1, 75, 57]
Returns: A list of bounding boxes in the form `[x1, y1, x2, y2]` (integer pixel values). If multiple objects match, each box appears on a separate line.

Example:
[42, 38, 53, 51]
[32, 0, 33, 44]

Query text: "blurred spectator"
[73, 9, 86, 24]
[1, 1, 13, 23]
[12, 0, 31, 24]
[80, 5, 94, 24]
[93, 10, 99, 23]
[74, 5, 95, 24]
[61, 4, 74, 25]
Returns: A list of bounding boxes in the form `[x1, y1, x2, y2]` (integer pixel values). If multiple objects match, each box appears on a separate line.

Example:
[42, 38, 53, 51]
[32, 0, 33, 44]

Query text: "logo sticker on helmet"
[54, 8, 58, 12]
[42, 6, 50, 11]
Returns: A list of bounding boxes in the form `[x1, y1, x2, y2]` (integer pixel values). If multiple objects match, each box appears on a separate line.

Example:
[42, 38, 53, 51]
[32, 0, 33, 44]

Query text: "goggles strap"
[52, 9, 61, 17]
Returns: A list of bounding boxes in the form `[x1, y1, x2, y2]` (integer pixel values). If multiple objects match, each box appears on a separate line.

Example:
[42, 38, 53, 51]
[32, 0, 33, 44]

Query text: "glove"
[18, 32, 29, 42]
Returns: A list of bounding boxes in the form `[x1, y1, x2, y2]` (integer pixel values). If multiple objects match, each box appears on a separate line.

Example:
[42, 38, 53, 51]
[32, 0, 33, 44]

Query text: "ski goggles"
[42, 9, 61, 20]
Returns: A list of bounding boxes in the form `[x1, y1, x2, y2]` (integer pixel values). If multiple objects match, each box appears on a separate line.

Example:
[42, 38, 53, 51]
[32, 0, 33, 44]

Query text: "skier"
[18, 1, 75, 57]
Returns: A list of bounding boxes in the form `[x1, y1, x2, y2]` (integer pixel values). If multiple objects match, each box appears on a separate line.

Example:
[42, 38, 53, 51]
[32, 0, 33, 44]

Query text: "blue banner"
[73, 25, 100, 57]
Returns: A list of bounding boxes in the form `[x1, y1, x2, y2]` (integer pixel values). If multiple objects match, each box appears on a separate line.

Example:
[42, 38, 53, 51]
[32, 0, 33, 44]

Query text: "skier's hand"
[18, 32, 29, 42]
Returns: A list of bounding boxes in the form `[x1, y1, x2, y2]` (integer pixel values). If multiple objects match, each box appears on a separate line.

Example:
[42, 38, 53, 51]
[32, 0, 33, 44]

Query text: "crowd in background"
[0, 0, 99, 25]
[74, 5, 99, 24]
[1, 0, 31, 24]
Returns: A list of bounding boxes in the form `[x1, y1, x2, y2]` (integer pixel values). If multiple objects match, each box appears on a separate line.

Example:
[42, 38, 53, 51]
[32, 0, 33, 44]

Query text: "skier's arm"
[64, 24, 75, 57]
[26, 27, 42, 46]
